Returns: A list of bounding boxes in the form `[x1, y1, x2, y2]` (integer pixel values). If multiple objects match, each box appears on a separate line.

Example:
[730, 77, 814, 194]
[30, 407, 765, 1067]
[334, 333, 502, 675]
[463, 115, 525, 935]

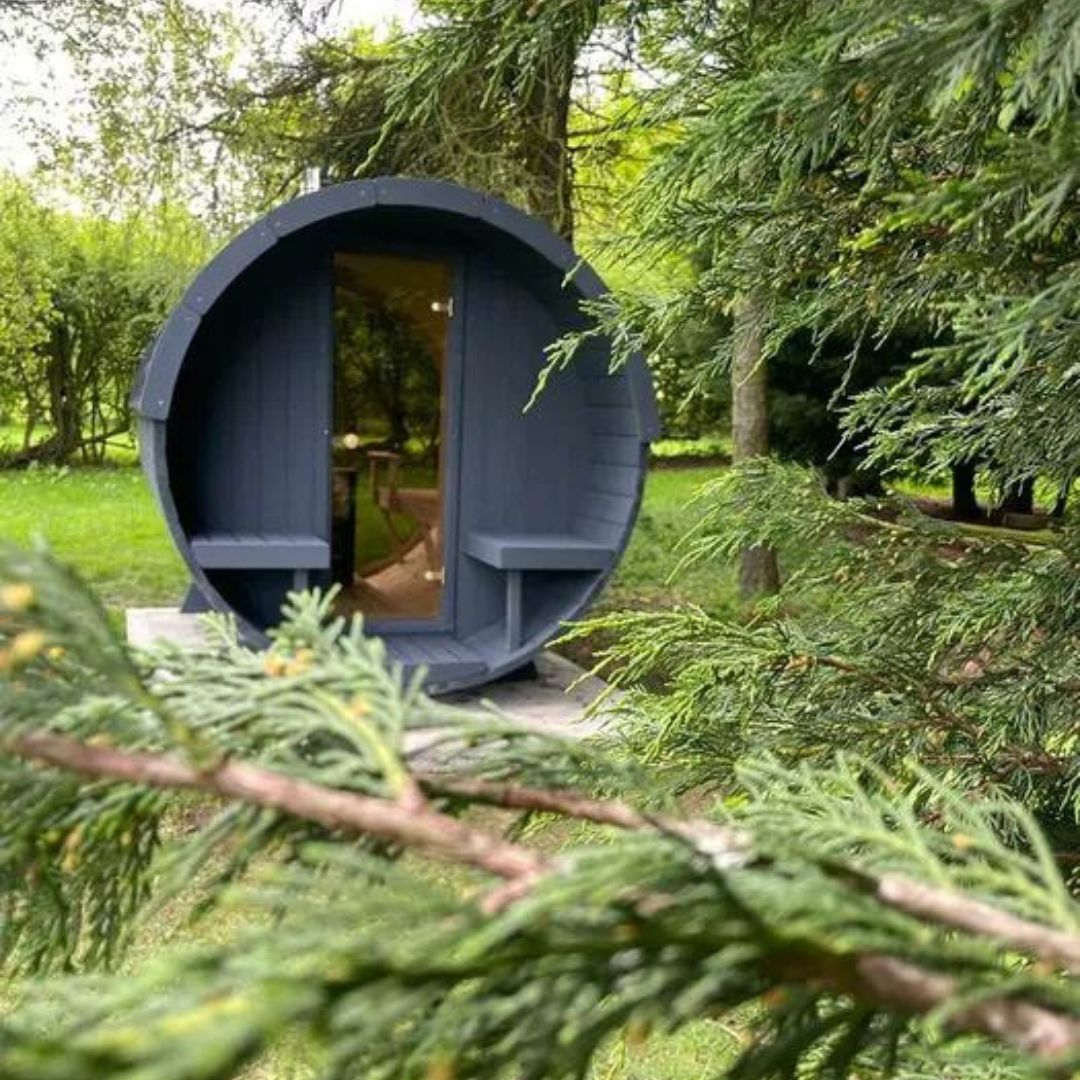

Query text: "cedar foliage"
[546, 0, 1080, 833]
[1, 547, 1080, 1079]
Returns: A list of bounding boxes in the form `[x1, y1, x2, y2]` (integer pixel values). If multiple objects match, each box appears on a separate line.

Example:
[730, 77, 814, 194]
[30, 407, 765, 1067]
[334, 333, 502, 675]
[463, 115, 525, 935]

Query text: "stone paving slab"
[438, 650, 611, 740]
[126, 608, 612, 741]
[126, 607, 212, 650]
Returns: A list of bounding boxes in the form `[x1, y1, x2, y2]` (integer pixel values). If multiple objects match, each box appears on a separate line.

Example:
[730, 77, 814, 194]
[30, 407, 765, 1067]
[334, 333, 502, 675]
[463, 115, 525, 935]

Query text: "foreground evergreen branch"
[8, 730, 1080, 1064]
[575, 463, 1080, 825]
[1, 546, 1080, 1078]
[11, 731, 548, 890]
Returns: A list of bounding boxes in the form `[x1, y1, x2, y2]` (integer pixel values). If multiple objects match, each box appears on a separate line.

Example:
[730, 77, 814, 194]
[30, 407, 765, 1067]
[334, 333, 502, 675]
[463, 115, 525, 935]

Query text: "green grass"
[589, 1021, 741, 1078]
[608, 466, 737, 616]
[0, 464, 726, 620]
[0, 466, 186, 613]
[0, 422, 141, 466]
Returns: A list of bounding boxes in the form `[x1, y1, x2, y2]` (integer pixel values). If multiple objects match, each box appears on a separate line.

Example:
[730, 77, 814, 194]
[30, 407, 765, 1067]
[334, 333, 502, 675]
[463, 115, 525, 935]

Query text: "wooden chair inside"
[366, 450, 442, 571]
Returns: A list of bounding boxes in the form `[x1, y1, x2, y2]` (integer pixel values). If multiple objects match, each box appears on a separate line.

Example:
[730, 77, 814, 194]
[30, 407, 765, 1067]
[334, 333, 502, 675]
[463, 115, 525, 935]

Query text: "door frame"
[328, 241, 466, 635]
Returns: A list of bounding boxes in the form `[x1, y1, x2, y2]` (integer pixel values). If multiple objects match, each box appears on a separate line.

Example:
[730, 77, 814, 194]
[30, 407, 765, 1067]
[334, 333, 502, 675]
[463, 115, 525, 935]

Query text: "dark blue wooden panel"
[453, 251, 595, 639]
[591, 436, 642, 466]
[170, 247, 330, 539]
[186, 222, 277, 316]
[180, 583, 213, 613]
[629, 359, 662, 440]
[588, 404, 641, 435]
[519, 570, 605, 643]
[133, 310, 201, 420]
[585, 492, 636, 526]
[583, 378, 632, 406]
[203, 570, 296, 631]
[573, 515, 626, 545]
[166, 242, 331, 630]
[376, 177, 485, 219]
[459, 254, 591, 532]
[382, 634, 488, 688]
[588, 463, 640, 497]
[269, 182, 377, 237]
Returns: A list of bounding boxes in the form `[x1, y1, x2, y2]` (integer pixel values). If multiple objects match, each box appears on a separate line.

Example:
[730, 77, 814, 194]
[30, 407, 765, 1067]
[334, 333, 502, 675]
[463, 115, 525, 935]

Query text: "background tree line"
[0, 175, 206, 463]
[5, 0, 1062, 531]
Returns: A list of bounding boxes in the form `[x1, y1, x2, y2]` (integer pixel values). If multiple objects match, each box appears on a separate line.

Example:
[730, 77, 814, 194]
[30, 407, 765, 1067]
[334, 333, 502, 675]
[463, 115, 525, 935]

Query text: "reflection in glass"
[331, 252, 451, 621]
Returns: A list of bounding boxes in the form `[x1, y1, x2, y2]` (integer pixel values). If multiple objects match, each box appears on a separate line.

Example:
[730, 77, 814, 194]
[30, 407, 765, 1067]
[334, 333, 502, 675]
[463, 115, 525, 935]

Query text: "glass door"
[331, 252, 453, 623]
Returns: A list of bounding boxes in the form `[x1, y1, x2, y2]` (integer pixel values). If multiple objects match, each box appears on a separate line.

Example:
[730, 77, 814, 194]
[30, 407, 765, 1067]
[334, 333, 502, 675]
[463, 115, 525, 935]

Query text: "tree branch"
[8, 731, 1080, 1060]
[847, 953, 1080, 1058]
[874, 873, 1080, 975]
[420, 774, 665, 830]
[11, 732, 548, 884]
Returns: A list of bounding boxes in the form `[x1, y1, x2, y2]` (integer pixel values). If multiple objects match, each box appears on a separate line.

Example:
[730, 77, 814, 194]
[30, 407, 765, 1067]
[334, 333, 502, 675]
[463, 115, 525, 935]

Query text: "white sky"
[0, 0, 418, 175]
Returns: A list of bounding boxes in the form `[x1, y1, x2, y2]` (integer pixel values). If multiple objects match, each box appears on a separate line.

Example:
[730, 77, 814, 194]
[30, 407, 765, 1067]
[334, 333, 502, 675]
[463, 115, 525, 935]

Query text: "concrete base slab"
[437, 650, 611, 740]
[126, 607, 212, 650]
[125, 608, 612, 741]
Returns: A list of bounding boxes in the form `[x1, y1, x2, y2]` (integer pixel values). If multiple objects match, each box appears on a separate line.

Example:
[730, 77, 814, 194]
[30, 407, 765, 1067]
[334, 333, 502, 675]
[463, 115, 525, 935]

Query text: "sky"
[0, 0, 418, 175]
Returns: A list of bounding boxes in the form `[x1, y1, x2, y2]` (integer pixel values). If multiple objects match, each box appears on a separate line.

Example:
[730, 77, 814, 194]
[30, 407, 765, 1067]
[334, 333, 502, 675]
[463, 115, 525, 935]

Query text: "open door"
[330, 251, 455, 626]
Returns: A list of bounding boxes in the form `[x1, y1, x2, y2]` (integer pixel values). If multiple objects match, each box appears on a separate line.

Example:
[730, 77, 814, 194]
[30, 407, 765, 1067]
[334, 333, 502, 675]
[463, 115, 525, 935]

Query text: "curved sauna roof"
[134, 178, 659, 692]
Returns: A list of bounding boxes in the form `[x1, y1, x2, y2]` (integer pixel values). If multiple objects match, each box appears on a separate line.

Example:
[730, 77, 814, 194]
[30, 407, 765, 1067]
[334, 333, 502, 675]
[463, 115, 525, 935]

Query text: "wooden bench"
[464, 532, 615, 647]
[191, 533, 330, 590]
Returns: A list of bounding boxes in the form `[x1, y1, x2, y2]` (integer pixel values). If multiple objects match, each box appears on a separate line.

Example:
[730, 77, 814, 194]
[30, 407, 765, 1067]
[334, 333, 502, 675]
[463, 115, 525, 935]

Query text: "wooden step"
[381, 634, 489, 687]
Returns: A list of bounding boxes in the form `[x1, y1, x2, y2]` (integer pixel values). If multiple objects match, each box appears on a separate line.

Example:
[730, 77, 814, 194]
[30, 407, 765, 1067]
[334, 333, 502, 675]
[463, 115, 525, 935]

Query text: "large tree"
[567, 0, 1080, 818]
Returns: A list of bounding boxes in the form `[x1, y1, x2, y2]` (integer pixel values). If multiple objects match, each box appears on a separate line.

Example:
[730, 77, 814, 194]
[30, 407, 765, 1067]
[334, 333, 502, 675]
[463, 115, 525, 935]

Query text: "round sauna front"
[133, 178, 658, 692]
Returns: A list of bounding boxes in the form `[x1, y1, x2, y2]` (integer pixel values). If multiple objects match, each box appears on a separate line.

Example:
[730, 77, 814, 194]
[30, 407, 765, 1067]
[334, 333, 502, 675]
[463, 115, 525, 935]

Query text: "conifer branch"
[838, 954, 1080, 1058]
[10, 731, 549, 885]
[2, 545, 1079, 1073]
[8, 730, 1080, 1062]
[872, 874, 1080, 975]
[420, 773, 675, 831]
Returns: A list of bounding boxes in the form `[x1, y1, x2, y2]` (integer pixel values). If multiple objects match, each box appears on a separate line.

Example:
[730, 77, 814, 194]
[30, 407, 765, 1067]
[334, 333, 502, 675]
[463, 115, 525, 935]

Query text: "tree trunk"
[732, 292, 780, 599]
[46, 320, 82, 463]
[521, 53, 576, 241]
[514, 0, 599, 242]
[951, 460, 981, 520]
[1052, 477, 1072, 519]
[21, 407, 37, 452]
[997, 477, 1035, 517]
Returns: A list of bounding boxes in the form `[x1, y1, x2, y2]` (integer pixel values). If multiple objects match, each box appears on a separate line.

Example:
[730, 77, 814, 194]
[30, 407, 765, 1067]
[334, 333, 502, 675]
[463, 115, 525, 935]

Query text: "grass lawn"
[0, 463, 726, 620]
[0, 466, 187, 614]
[610, 465, 735, 616]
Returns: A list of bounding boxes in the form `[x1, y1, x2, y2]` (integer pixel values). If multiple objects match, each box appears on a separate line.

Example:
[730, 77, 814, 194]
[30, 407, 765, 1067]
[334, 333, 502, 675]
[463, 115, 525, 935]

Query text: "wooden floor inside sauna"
[335, 540, 441, 620]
